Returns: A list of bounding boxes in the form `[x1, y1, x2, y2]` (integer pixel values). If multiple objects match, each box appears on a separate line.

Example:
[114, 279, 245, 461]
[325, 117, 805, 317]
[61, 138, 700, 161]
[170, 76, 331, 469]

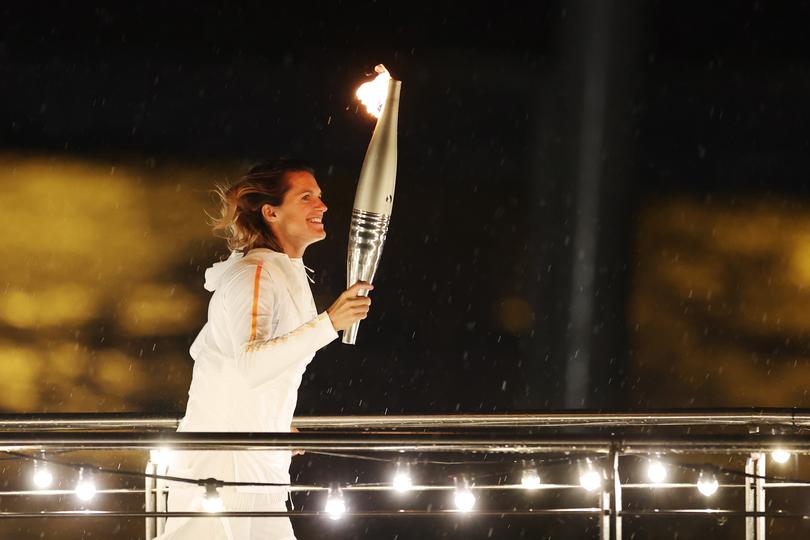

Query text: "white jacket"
[170, 248, 338, 495]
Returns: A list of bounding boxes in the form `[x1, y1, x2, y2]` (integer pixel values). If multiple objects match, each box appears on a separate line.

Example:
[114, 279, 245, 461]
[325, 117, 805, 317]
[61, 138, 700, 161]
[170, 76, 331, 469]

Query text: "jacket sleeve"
[224, 263, 338, 388]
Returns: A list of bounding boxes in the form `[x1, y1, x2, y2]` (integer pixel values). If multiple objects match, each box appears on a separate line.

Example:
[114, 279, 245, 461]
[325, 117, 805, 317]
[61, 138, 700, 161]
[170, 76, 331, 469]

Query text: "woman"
[159, 159, 372, 540]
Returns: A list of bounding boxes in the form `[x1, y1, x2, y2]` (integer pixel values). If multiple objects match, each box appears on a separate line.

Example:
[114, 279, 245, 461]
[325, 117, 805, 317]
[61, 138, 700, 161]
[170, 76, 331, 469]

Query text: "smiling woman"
[160, 159, 373, 540]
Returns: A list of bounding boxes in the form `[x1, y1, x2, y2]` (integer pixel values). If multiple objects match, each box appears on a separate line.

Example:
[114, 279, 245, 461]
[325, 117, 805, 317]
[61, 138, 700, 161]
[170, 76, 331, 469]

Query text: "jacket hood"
[204, 251, 244, 292]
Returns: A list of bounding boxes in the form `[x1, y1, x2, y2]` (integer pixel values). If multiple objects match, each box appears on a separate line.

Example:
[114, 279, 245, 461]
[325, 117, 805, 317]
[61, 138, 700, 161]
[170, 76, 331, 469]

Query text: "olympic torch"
[343, 65, 402, 345]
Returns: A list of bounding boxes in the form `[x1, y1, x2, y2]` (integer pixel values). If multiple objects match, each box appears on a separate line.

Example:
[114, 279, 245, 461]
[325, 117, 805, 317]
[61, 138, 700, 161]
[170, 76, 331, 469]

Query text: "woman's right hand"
[326, 282, 374, 332]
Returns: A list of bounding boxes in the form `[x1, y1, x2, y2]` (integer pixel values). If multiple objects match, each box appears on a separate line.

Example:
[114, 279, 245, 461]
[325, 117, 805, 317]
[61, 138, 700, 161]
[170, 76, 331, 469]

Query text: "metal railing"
[1, 408, 809, 430]
[0, 409, 806, 540]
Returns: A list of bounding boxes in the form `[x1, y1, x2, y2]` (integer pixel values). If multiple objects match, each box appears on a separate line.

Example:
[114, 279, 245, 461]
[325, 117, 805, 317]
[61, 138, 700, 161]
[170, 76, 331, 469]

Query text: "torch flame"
[355, 64, 392, 118]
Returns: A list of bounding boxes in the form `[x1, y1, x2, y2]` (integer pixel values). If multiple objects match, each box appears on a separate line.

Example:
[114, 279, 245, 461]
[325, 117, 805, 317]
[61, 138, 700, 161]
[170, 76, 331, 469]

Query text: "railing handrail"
[0, 408, 808, 430]
[0, 431, 808, 453]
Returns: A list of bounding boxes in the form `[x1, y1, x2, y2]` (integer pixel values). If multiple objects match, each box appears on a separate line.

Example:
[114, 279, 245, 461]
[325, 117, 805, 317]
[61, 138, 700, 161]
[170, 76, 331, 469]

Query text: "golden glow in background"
[0, 155, 222, 413]
[632, 197, 810, 407]
[2, 155, 810, 413]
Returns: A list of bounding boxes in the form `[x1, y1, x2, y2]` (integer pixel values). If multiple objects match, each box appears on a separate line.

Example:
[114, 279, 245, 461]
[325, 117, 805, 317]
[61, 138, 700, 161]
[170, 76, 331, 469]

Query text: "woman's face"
[265, 171, 328, 255]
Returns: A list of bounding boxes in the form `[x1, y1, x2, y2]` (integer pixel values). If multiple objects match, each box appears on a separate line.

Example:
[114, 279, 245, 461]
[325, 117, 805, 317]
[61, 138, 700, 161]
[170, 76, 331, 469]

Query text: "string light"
[646, 458, 668, 484]
[392, 462, 413, 493]
[453, 478, 476, 512]
[74, 468, 97, 501]
[325, 485, 346, 520]
[32, 452, 53, 489]
[771, 449, 791, 464]
[696, 471, 719, 497]
[8, 446, 810, 519]
[201, 482, 224, 513]
[520, 468, 541, 490]
[579, 460, 602, 492]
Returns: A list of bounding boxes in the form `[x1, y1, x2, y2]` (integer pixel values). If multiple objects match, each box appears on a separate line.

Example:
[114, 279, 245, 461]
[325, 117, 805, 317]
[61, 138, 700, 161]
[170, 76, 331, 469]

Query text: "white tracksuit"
[157, 248, 338, 540]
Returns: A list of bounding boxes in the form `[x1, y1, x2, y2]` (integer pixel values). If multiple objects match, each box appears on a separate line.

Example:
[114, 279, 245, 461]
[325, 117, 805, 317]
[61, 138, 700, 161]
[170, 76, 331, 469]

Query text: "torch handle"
[343, 325, 359, 345]
[342, 288, 370, 345]
[343, 210, 389, 345]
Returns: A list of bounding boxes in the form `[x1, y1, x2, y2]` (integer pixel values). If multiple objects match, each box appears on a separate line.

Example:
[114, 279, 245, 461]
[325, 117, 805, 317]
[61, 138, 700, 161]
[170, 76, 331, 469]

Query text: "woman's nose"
[318, 199, 328, 212]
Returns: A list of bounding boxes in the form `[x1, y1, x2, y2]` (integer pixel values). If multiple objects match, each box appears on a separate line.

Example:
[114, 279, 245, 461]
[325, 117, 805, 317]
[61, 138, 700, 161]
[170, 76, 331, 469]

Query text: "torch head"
[352, 78, 401, 216]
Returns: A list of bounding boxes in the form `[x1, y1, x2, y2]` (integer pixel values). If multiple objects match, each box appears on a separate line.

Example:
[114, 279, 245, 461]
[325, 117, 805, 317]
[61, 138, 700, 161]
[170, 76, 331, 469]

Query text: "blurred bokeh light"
[631, 196, 810, 407]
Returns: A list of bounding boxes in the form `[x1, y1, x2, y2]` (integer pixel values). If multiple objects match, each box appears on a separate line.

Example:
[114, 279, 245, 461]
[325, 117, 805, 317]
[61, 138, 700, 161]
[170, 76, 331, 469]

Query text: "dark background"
[3, 1, 810, 538]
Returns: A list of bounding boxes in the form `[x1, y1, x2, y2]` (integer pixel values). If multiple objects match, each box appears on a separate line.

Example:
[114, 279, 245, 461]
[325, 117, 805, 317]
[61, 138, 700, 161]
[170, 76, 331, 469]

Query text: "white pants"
[157, 487, 297, 540]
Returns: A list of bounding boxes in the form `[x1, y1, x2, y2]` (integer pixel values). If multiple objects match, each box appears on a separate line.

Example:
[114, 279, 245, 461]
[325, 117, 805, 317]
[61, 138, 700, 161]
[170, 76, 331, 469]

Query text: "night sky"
[3, 1, 810, 538]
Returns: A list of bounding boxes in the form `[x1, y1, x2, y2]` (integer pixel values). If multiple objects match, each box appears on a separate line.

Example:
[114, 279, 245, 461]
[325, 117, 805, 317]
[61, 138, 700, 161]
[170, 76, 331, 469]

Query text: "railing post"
[612, 448, 622, 540]
[755, 454, 766, 539]
[600, 445, 621, 540]
[745, 452, 766, 540]
[600, 474, 610, 540]
[155, 463, 169, 536]
[144, 461, 156, 540]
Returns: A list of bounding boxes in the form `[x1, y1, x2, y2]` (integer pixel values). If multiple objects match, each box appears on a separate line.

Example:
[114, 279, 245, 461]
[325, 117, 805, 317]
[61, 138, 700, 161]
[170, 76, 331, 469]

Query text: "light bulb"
[201, 484, 224, 513]
[392, 470, 413, 493]
[74, 469, 97, 501]
[325, 487, 346, 520]
[579, 464, 602, 492]
[454, 487, 476, 512]
[646, 459, 668, 484]
[771, 450, 791, 464]
[32, 457, 53, 489]
[696, 472, 719, 497]
[150, 447, 174, 467]
[33, 467, 53, 489]
[520, 468, 541, 490]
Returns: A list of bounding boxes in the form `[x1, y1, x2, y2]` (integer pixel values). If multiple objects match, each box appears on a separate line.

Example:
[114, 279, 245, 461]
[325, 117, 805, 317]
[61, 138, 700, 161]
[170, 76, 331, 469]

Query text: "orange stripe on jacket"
[249, 262, 264, 343]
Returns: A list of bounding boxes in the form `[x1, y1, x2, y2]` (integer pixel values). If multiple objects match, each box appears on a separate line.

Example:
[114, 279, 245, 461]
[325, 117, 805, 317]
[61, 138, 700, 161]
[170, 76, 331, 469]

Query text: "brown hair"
[211, 158, 315, 253]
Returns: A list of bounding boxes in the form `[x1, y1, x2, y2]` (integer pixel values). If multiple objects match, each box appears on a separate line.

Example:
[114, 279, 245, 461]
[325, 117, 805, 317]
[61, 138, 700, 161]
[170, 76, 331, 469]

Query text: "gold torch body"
[343, 78, 401, 344]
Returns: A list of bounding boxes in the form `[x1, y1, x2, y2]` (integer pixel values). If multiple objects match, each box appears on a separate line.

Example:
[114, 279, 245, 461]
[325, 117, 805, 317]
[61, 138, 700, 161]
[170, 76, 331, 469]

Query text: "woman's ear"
[261, 203, 278, 223]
